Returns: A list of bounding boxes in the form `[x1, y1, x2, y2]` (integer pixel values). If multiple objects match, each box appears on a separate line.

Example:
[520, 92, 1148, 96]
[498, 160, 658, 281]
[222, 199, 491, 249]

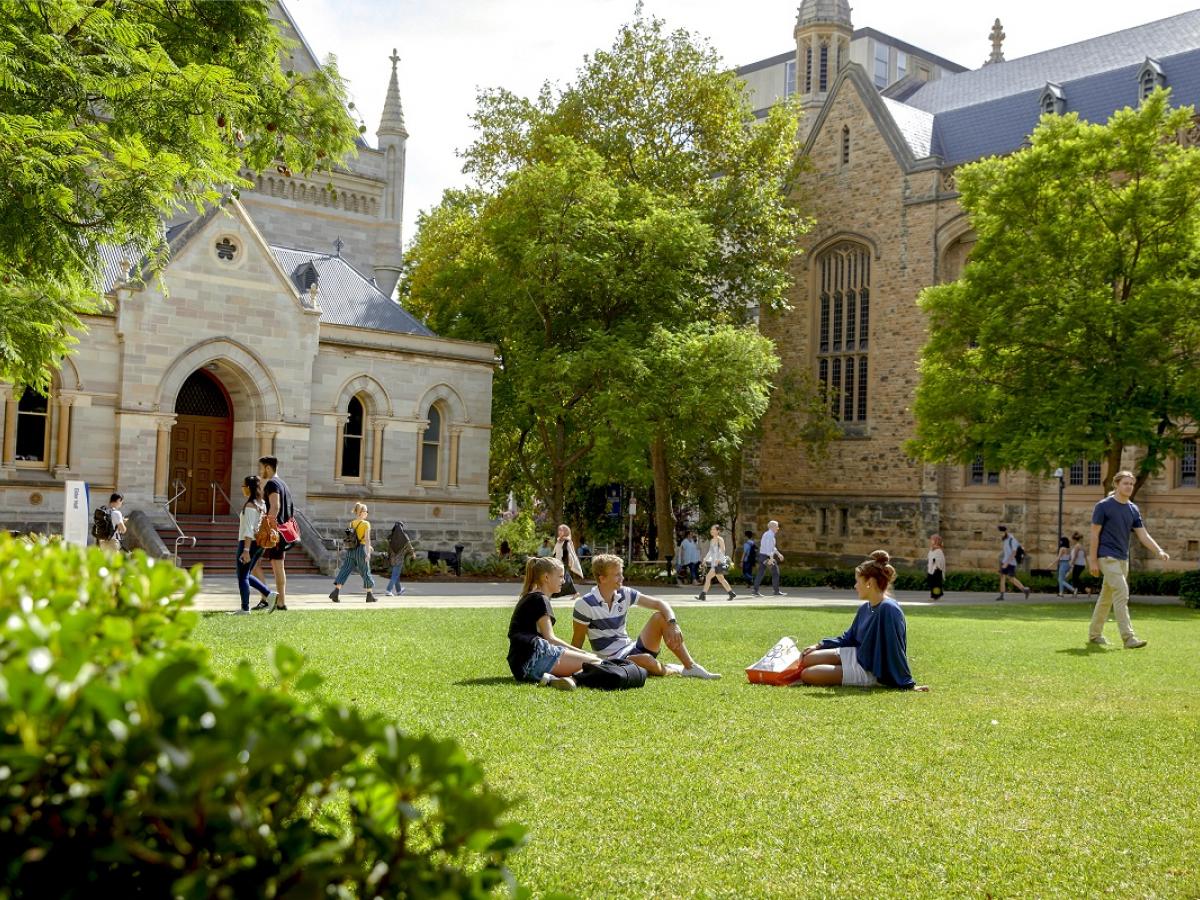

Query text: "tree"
[910, 90, 1200, 494]
[0, 0, 360, 390]
[407, 13, 809, 535]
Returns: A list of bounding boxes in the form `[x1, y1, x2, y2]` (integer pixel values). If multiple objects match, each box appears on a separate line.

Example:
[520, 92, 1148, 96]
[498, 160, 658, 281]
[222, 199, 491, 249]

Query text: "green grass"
[193, 604, 1200, 899]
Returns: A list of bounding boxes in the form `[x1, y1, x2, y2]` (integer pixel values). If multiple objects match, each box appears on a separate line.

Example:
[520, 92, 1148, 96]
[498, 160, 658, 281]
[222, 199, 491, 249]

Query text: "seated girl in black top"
[508, 557, 600, 690]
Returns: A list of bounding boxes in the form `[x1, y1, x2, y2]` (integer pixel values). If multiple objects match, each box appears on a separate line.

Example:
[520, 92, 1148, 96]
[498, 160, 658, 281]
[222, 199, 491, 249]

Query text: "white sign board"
[63, 481, 90, 547]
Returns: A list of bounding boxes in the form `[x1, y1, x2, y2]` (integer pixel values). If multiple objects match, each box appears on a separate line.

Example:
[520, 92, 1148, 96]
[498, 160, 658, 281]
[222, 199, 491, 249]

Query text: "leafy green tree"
[0, 0, 360, 390]
[910, 91, 1200, 494]
[408, 13, 808, 536]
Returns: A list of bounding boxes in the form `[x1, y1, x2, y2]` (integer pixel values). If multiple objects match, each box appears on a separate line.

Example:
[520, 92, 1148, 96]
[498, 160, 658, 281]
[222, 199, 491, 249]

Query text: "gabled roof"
[904, 10, 1200, 114]
[270, 247, 435, 336]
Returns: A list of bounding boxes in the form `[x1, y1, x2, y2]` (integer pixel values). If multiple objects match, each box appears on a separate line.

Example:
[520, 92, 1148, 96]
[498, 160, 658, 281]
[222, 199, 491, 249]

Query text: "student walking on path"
[741, 530, 757, 586]
[94, 492, 127, 553]
[384, 521, 411, 596]
[697, 524, 737, 601]
[1055, 536, 1078, 597]
[329, 502, 376, 604]
[234, 475, 276, 614]
[926, 534, 945, 601]
[1088, 470, 1168, 649]
[255, 456, 293, 612]
[995, 525, 1030, 601]
[551, 524, 584, 602]
[1070, 532, 1088, 593]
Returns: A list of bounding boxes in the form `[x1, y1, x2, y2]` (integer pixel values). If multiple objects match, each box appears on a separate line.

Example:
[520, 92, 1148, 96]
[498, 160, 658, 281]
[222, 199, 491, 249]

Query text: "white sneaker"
[266, 590, 278, 611]
[385, 590, 396, 597]
[539, 673, 577, 691]
[230, 609, 250, 616]
[663, 663, 684, 676]
[1088, 636, 1109, 646]
[1124, 637, 1147, 649]
[681, 663, 722, 680]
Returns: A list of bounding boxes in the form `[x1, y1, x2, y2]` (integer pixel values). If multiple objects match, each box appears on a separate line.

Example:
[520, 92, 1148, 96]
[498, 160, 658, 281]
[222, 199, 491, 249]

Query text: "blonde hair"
[352, 502, 368, 518]
[855, 549, 896, 592]
[1107, 470, 1136, 497]
[589, 553, 624, 579]
[521, 556, 564, 596]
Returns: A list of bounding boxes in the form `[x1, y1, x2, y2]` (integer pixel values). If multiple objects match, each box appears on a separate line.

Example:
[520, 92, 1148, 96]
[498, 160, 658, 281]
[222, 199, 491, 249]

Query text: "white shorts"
[839, 647, 879, 687]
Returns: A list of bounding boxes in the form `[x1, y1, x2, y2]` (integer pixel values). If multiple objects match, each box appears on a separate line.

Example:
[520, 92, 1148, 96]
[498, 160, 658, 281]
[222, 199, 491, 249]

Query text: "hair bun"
[869, 549, 890, 565]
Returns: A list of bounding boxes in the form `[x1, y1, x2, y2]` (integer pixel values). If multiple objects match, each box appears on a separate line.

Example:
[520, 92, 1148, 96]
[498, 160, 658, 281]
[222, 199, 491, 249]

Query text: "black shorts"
[1000, 564, 1016, 576]
[262, 543, 288, 561]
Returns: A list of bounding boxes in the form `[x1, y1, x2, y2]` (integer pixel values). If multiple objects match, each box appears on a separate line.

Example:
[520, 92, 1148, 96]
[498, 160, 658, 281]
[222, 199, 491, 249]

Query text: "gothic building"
[0, 3, 496, 570]
[742, 4, 1200, 571]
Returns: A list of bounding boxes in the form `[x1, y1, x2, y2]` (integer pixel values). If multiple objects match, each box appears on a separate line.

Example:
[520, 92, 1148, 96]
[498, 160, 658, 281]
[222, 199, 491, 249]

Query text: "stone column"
[53, 395, 73, 474]
[370, 422, 386, 485]
[154, 416, 175, 501]
[333, 422, 345, 479]
[448, 427, 462, 487]
[257, 427, 277, 460]
[0, 385, 15, 473]
[415, 424, 428, 483]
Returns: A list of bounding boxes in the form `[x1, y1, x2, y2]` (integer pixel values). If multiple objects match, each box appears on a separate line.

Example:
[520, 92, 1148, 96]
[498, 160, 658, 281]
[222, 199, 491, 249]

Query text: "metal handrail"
[161, 481, 195, 567]
[210, 481, 235, 523]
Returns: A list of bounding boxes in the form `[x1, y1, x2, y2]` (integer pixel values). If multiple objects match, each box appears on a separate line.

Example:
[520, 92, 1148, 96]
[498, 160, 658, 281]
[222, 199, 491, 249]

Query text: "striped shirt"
[573, 586, 642, 659]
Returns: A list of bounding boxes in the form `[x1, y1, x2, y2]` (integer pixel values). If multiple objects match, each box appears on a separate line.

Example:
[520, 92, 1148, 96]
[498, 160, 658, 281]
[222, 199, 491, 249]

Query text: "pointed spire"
[378, 48, 408, 139]
[985, 19, 1006, 66]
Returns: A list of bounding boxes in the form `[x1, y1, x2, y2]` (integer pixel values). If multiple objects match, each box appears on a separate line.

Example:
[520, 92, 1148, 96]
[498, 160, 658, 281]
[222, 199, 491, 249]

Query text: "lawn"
[193, 603, 1200, 899]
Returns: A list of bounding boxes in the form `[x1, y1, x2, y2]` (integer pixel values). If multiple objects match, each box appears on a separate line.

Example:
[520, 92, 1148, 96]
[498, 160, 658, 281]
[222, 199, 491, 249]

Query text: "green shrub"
[493, 508, 541, 557]
[0, 535, 525, 897]
[1181, 570, 1200, 609]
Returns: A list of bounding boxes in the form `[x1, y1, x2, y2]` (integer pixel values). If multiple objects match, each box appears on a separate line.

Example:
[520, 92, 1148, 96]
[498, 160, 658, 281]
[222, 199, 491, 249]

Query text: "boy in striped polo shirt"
[571, 554, 721, 679]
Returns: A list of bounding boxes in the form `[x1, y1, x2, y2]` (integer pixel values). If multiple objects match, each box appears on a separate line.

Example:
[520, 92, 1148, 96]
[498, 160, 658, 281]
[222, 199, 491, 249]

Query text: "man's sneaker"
[697, 591, 707, 601]
[751, 590, 762, 598]
[252, 599, 270, 611]
[994, 595, 1006, 602]
[328, 588, 340, 603]
[230, 609, 250, 616]
[727, 591, 737, 601]
[663, 663, 684, 676]
[538, 673, 576, 691]
[1022, 587, 1031, 598]
[1124, 637, 1148, 649]
[385, 590, 396, 597]
[681, 664, 722, 680]
[1088, 636, 1109, 646]
[773, 591, 787, 597]
[266, 591, 278, 611]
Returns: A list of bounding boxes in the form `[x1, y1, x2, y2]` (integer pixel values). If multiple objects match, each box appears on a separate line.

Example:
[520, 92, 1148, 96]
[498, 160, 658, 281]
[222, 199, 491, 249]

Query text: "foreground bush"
[0, 535, 524, 897]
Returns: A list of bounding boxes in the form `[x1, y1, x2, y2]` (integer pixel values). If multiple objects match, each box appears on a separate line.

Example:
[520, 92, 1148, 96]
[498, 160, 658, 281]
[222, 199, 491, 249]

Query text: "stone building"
[0, 3, 496, 570]
[743, 4, 1200, 571]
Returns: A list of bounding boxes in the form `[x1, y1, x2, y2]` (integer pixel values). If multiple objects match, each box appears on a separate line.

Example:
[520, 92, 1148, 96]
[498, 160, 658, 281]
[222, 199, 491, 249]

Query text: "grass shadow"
[788, 686, 877, 697]
[455, 676, 520, 688]
[1055, 646, 1111, 657]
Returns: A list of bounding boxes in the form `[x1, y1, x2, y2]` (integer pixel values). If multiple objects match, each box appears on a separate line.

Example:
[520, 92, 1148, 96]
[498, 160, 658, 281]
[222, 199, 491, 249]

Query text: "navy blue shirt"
[1091, 496, 1144, 561]
[818, 596, 916, 689]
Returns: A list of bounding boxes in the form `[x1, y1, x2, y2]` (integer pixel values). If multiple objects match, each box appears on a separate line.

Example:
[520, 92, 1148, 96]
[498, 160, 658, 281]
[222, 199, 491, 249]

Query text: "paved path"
[193, 575, 1182, 612]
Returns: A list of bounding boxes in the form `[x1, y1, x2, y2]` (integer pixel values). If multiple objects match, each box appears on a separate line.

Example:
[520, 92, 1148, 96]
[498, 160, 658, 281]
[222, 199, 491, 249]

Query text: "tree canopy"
[910, 91, 1200, 493]
[0, 0, 360, 390]
[406, 13, 808, 537]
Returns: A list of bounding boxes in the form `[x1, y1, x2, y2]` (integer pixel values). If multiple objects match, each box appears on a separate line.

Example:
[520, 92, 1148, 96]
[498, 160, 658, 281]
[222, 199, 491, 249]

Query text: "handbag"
[255, 514, 280, 549]
[745, 636, 805, 685]
[278, 519, 300, 546]
[573, 658, 647, 690]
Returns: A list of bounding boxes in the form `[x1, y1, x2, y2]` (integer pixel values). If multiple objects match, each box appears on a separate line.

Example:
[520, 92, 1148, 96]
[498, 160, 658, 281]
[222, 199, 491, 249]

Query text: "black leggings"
[1070, 564, 1085, 589]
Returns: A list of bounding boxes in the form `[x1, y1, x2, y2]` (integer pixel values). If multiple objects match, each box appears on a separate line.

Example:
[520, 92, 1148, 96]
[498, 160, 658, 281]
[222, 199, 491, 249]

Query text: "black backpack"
[91, 506, 115, 540]
[1015, 544, 1027, 564]
[573, 658, 647, 691]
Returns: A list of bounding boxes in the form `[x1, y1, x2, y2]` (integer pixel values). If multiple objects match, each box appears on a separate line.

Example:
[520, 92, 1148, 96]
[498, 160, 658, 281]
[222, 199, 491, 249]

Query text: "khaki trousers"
[98, 538, 122, 554]
[1089, 557, 1135, 642]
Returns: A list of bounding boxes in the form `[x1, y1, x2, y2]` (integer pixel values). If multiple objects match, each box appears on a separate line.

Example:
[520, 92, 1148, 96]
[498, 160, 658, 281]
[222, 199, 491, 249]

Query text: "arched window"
[819, 41, 829, 92]
[420, 404, 442, 483]
[15, 388, 50, 467]
[340, 395, 366, 480]
[816, 242, 870, 423]
[1138, 58, 1165, 101]
[804, 46, 813, 94]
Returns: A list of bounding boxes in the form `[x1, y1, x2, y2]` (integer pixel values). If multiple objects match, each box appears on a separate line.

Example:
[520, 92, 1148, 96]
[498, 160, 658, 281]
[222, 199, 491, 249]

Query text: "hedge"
[0, 535, 524, 897]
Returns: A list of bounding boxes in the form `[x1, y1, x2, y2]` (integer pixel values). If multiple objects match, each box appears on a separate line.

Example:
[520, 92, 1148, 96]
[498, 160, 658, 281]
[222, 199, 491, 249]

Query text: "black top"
[507, 591, 554, 679]
[263, 476, 293, 523]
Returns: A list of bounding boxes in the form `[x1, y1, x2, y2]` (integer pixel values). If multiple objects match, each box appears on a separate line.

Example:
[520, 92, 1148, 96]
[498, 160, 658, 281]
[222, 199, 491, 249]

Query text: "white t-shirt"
[759, 529, 778, 557]
[108, 508, 125, 543]
[927, 548, 945, 574]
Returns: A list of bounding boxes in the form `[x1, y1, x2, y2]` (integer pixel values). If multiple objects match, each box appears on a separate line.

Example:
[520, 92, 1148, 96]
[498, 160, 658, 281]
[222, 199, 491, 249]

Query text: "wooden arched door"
[169, 370, 233, 515]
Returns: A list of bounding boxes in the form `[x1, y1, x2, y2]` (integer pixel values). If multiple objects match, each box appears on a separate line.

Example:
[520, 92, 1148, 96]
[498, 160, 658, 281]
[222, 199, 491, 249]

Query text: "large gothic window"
[816, 242, 870, 422]
[340, 394, 366, 480]
[420, 404, 442, 483]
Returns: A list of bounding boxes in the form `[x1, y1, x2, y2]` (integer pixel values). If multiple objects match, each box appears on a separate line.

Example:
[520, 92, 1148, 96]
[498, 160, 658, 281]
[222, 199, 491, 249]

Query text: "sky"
[281, 0, 1200, 248]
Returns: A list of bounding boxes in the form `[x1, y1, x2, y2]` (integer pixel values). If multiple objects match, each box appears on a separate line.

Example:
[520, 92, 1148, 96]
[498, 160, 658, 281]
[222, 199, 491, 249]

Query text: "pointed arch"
[156, 337, 282, 422]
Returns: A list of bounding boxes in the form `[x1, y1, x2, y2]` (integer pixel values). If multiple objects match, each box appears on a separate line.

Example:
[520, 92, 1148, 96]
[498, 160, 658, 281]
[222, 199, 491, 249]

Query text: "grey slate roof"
[270, 247, 435, 336]
[880, 97, 934, 158]
[905, 10, 1200, 113]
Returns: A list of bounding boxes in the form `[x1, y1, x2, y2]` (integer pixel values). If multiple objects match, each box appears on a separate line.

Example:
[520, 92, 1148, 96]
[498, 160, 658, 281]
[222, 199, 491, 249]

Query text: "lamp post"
[626, 493, 637, 564]
[1053, 467, 1065, 551]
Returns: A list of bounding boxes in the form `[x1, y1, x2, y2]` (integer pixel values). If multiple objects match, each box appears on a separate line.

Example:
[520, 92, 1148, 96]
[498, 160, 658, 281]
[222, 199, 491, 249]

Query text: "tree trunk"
[651, 430, 675, 567]
[1103, 441, 1125, 496]
[549, 418, 567, 526]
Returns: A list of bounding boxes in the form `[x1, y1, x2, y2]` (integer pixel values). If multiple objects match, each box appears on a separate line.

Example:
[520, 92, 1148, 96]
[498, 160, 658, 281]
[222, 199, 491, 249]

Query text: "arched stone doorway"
[169, 369, 233, 515]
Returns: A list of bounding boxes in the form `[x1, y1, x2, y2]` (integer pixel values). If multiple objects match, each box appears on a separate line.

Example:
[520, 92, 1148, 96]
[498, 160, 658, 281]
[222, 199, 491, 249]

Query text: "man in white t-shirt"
[752, 520, 786, 597]
[571, 554, 721, 679]
[98, 492, 127, 553]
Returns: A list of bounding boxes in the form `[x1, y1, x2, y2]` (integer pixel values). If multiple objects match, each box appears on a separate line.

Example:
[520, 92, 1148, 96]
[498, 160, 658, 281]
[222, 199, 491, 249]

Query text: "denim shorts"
[522, 636, 565, 681]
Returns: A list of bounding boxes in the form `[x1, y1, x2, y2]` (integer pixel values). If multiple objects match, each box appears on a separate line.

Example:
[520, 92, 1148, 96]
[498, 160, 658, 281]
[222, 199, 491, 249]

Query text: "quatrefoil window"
[215, 238, 238, 261]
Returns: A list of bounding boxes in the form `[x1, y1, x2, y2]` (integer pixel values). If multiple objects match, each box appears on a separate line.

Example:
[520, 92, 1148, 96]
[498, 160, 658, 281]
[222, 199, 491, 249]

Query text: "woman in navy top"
[797, 550, 929, 691]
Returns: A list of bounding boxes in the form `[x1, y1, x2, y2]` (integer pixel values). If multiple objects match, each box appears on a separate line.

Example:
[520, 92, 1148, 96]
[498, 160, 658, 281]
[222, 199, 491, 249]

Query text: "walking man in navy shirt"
[1088, 470, 1169, 649]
